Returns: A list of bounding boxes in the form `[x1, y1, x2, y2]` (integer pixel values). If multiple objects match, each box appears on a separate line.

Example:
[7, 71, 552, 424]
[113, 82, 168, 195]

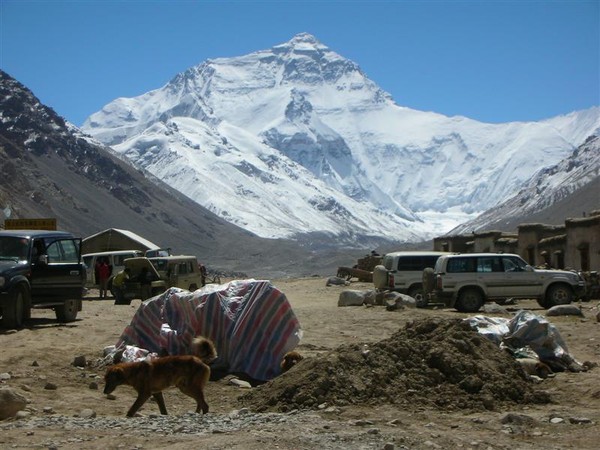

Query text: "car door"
[476, 256, 505, 298]
[30, 238, 84, 303]
[500, 255, 541, 298]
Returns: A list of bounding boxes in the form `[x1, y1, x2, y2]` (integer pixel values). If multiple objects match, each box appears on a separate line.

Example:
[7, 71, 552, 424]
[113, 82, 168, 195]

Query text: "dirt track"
[1, 278, 599, 449]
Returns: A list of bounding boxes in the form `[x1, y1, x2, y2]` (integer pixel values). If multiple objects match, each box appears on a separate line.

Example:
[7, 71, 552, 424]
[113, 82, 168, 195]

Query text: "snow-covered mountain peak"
[82, 34, 600, 244]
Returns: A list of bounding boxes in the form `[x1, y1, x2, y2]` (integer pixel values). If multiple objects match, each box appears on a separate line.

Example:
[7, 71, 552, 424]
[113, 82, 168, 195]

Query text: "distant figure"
[138, 267, 157, 300]
[112, 268, 130, 305]
[97, 257, 111, 299]
[199, 263, 207, 286]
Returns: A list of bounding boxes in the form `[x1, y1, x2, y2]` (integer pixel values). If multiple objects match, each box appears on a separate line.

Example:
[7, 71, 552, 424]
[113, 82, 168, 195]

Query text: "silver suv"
[373, 251, 450, 307]
[426, 253, 586, 312]
[114, 255, 204, 305]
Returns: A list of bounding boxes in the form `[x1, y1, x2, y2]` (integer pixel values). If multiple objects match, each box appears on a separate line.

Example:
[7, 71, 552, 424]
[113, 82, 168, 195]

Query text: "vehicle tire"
[422, 268, 436, 294]
[408, 285, 427, 308]
[1, 286, 26, 329]
[189, 284, 198, 291]
[544, 284, 573, 308]
[372, 265, 389, 290]
[55, 299, 78, 323]
[456, 288, 484, 313]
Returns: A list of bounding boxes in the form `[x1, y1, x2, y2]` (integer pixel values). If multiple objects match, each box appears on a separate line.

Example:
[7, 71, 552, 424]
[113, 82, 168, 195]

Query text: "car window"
[446, 257, 477, 273]
[502, 256, 527, 272]
[477, 257, 502, 273]
[46, 239, 79, 263]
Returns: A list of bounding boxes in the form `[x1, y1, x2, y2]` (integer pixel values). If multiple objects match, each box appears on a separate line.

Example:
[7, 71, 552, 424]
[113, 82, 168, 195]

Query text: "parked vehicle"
[372, 251, 451, 307]
[425, 253, 587, 312]
[0, 230, 85, 328]
[82, 250, 143, 290]
[116, 255, 204, 305]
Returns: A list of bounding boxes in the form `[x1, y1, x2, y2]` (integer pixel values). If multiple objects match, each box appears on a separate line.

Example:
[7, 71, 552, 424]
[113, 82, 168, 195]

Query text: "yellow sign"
[4, 218, 57, 230]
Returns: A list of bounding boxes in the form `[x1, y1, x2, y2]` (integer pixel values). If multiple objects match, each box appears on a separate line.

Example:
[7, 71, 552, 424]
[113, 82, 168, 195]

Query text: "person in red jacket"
[97, 257, 111, 299]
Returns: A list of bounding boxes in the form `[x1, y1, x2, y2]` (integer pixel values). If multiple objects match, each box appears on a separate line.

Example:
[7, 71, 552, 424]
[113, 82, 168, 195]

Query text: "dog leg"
[197, 392, 209, 414]
[153, 392, 168, 415]
[127, 392, 151, 417]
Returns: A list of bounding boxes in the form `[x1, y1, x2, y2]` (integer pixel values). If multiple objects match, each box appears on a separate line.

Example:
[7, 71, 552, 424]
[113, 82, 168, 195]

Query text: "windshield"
[0, 236, 30, 262]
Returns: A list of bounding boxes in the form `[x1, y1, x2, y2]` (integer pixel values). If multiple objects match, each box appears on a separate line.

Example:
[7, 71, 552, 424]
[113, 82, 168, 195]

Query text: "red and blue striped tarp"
[114, 279, 302, 381]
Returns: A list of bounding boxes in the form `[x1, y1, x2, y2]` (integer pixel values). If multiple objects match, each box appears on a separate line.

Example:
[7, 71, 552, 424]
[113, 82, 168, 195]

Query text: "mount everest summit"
[82, 33, 600, 243]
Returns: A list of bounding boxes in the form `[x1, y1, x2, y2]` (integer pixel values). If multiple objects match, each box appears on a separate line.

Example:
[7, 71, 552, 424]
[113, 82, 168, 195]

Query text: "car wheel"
[408, 285, 427, 308]
[56, 299, 78, 322]
[456, 288, 484, 313]
[545, 284, 573, 308]
[1, 286, 26, 329]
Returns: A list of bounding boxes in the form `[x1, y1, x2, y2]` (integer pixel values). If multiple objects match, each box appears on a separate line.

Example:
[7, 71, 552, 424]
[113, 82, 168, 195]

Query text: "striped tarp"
[114, 279, 302, 381]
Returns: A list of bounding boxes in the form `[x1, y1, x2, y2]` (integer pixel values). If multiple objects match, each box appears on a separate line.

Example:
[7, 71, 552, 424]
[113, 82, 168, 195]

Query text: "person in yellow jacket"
[112, 268, 130, 305]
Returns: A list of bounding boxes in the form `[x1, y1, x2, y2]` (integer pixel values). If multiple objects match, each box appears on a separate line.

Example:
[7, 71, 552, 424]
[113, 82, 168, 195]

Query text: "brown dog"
[104, 355, 210, 417]
[280, 351, 304, 373]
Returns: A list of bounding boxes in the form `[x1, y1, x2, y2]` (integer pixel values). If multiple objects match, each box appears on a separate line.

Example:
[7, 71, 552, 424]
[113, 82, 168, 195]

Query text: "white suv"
[373, 251, 450, 307]
[426, 253, 586, 312]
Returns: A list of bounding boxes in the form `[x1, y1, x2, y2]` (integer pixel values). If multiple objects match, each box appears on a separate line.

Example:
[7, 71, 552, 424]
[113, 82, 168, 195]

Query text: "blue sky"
[1, 0, 598, 126]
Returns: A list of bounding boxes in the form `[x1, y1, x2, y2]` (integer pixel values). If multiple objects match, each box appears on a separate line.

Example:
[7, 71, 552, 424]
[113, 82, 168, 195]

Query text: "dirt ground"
[1, 277, 599, 449]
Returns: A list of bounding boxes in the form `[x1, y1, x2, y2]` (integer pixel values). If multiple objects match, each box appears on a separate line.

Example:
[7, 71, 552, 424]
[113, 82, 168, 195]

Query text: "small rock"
[228, 378, 252, 389]
[73, 355, 87, 367]
[354, 419, 373, 426]
[106, 394, 117, 400]
[15, 410, 31, 420]
[20, 384, 32, 392]
[367, 428, 380, 435]
[0, 373, 11, 381]
[31, 361, 39, 367]
[550, 417, 564, 424]
[383, 443, 395, 450]
[569, 417, 592, 424]
[501, 413, 535, 426]
[43, 406, 54, 414]
[79, 408, 96, 419]
[89, 381, 99, 390]
[546, 305, 584, 317]
[44, 382, 58, 390]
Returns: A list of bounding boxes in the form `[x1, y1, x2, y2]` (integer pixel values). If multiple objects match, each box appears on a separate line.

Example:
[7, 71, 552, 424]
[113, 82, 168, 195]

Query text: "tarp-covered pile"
[466, 310, 584, 372]
[107, 279, 302, 381]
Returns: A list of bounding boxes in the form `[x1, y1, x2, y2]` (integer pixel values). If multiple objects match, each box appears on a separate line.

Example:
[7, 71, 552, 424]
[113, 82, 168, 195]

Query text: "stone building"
[517, 224, 566, 267]
[433, 234, 473, 253]
[564, 211, 600, 271]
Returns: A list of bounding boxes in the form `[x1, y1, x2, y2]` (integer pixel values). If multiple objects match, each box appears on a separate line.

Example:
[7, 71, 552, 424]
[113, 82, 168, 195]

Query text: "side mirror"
[524, 265, 533, 272]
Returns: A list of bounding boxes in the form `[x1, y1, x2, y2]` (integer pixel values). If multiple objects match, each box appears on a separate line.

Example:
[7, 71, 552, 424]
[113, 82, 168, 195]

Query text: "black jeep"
[0, 230, 86, 328]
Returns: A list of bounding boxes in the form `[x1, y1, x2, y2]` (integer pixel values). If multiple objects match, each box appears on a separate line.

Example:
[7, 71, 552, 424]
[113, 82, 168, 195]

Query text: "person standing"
[112, 268, 130, 305]
[97, 257, 111, 299]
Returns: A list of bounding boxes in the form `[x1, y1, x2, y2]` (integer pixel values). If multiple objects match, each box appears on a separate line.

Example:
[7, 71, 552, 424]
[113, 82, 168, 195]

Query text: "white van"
[372, 251, 451, 307]
[82, 250, 144, 289]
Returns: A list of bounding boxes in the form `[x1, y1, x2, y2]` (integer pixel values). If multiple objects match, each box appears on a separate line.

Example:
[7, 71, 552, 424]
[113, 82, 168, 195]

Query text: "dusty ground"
[1, 277, 599, 449]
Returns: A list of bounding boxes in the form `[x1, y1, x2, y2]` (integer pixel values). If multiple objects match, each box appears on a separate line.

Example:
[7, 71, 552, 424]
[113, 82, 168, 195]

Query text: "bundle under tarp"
[110, 279, 302, 381]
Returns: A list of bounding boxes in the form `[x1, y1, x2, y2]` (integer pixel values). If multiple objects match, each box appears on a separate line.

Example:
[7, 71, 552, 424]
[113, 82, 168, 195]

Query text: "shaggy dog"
[104, 355, 210, 417]
[280, 351, 304, 373]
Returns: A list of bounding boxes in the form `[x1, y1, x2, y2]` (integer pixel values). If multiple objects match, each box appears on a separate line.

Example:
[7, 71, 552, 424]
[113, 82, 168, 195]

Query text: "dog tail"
[191, 336, 218, 363]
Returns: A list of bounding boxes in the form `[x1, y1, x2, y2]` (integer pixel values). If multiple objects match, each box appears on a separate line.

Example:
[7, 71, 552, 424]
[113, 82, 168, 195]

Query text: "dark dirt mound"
[239, 318, 551, 412]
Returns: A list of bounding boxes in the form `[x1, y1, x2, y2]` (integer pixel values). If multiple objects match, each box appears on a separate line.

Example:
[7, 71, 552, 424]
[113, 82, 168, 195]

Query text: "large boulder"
[0, 388, 27, 420]
[338, 290, 371, 306]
